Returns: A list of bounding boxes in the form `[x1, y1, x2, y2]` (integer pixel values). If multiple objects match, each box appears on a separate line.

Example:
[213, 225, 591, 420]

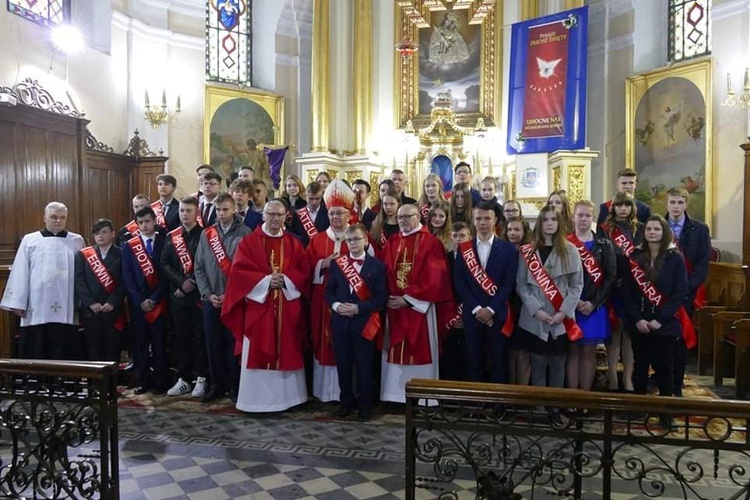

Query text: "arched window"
[7, 0, 69, 27]
[206, 0, 252, 85]
[668, 0, 711, 62]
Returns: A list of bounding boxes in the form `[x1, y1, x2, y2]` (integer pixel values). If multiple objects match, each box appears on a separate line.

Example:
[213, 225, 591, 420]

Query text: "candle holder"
[723, 68, 750, 108]
[144, 90, 181, 129]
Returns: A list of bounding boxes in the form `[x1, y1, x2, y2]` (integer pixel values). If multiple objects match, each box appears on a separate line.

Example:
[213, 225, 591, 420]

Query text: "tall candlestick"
[176, 95, 181, 112]
[161, 89, 167, 107]
[145, 91, 150, 108]
[744, 68, 749, 90]
[727, 73, 733, 93]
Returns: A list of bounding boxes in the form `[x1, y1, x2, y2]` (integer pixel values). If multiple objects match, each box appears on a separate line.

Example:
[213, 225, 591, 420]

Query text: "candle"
[727, 73, 733, 93]
[744, 68, 749, 90]
[176, 95, 181, 112]
[145, 91, 150, 108]
[161, 89, 167, 107]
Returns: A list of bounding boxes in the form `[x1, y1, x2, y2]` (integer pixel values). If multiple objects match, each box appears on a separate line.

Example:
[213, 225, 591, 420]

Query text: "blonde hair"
[417, 174, 447, 207]
[428, 201, 452, 250]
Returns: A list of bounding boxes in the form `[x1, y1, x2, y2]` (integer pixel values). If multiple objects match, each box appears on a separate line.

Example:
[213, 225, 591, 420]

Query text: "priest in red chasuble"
[222, 199, 311, 412]
[306, 180, 360, 401]
[380, 203, 454, 403]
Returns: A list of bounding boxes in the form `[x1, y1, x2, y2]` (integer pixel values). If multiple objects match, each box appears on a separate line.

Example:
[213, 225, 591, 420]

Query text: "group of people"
[0, 162, 710, 422]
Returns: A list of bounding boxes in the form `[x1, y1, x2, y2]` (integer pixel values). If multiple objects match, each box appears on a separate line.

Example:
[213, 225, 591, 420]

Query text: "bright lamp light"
[51, 25, 84, 54]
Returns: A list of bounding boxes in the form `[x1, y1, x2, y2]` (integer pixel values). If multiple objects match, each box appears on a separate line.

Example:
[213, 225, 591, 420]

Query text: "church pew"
[697, 301, 727, 375]
[714, 311, 750, 388]
[734, 319, 750, 399]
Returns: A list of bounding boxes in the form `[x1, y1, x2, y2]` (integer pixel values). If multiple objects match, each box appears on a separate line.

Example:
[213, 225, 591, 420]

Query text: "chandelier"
[144, 90, 181, 129]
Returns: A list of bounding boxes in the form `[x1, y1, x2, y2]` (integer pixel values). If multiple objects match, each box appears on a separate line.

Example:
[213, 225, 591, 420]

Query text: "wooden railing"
[405, 379, 750, 500]
[0, 360, 119, 499]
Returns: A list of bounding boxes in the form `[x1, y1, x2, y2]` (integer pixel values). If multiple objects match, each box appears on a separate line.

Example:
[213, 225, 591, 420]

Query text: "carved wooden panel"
[706, 262, 748, 309]
[84, 151, 137, 232]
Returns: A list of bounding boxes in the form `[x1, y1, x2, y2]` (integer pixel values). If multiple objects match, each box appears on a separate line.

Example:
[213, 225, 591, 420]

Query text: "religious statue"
[428, 12, 470, 65]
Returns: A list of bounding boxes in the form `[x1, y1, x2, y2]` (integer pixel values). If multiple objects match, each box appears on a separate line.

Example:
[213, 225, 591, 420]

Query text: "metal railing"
[0, 360, 119, 499]
[405, 379, 750, 499]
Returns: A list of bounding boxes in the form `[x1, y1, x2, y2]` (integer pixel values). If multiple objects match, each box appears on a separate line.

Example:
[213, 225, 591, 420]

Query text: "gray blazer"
[516, 240, 583, 342]
[195, 217, 252, 299]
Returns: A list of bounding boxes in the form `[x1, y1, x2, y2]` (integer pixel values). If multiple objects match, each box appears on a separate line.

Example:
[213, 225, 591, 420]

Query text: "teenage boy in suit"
[326, 223, 387, 421]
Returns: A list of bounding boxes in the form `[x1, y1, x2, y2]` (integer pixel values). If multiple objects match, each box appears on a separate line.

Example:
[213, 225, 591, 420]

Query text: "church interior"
[2, 0, 750, 499]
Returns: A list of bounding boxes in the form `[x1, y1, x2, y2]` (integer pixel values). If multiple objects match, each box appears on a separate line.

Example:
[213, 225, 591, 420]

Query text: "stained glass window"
[668, 0, 711, 62]
[206, 0, 252, 85]
[7, 0, 68, 27]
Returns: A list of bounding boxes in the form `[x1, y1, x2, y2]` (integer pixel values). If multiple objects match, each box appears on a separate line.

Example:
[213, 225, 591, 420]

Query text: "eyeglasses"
[329, 211, 348, 217]
[345, 237, 365, 244]
[264, 212, 286, 218]
[396, 214, 418, 221]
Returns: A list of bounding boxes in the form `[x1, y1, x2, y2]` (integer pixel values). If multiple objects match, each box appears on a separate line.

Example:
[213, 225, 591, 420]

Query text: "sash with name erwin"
[81, 246, 125, 330]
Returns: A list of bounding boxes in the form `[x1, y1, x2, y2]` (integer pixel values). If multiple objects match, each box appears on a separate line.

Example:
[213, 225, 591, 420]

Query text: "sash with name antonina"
[169, 228, 194, 275]
[127, 236, 166, 324]
[519, 243, 583, 341]
[297, 208, 319, 239]
[81, 246, 125, 330]
[203, 226, 231, 277]
[458, 241, 514, 336]
[610, 226, 696, 348]
[334, 255, 381, 341]
[566, 233, 604, 286]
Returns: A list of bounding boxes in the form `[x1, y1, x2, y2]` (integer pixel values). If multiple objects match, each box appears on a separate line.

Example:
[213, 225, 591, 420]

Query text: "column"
[311, 0, 330, 152]
[521, 0, 538, 20]
[353, 0, 372, 155]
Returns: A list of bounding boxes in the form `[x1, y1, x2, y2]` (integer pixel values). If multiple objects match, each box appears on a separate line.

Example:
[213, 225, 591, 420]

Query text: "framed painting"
[513, 153, 550, 204]
[626, 58, 712, 226]
[204, 85, 284, 188]
[394, 1, 502, 129]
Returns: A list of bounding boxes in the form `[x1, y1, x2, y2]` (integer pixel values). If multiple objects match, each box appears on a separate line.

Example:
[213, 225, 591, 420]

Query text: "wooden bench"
[715, 316, 750, 399]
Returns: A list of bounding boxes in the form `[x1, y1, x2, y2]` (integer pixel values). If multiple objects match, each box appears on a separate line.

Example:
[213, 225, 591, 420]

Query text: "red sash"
[196, 213, 205, 228]
[674, 236, 707, 310]
[519, 244, 583, 341]
[458, 241, 514, 336]
[126, 219, 140, 238]
[566, 233, 604, 286]
[297, 208, 319, 239]
[446, 304, 463, 330]
[204, 226, 231, 278]
[420, 203, 430, 223]
[82, 246, 125, 330]
[168, 228, 194, 275]
[334, 255, 381, 341]
[380, 231, 387, 248]
[610, 227, 696, 348]
[151, 200, 166, 227]
[127, 236, 166, 324]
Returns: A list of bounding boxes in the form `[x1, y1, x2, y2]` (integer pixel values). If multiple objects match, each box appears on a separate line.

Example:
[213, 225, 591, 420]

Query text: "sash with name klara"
[81, 246, 125, 330]
[334, 255, 381, 340]
[519, 243, 583, 341]
[458, 241, 514, 336]
[611, 227, 696, 348]
[127, 236, 166, 324]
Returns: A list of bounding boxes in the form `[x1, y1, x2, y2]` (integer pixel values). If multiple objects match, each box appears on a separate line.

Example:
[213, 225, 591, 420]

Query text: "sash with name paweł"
[127, 236, 166, 324]
[334, 255, 381, 341]
[519, 243, 583, 341]
[204, 226, 232, 278]
[297, 208, 319, 240]
[611, 226, 696, 348]
[169, 228, 194, 275]
[458, 241, 514, 336]
[81, 246, 126, 330]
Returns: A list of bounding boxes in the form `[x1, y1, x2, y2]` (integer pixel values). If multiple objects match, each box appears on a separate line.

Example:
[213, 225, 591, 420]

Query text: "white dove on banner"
[536, 57, 562, 78]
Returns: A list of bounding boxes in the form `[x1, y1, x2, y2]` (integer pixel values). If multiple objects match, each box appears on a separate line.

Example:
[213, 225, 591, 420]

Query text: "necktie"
[162, 203, 168, 217]
[203, 203, 213, 223]
[352, 258, 364, 266]
[238, 210, 246, 218]
[671, 224, 680, 238]
[146, 238, 153, 256]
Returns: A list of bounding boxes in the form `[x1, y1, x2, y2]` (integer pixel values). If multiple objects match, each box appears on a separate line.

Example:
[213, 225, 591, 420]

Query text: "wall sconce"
[722, 69, 750, 108]
[144, 90, 181, 129]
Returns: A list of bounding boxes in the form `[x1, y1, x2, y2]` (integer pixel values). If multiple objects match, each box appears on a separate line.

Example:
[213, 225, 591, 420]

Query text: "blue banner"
[506, 7, 588, 155]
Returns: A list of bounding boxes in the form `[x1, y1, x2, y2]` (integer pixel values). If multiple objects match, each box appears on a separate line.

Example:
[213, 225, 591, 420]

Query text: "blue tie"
[671, 224, 680, 239]
[146, 238, 153, 256]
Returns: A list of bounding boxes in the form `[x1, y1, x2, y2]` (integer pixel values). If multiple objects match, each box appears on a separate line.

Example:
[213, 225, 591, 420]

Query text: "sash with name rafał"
[458, 241, 514, 336]
[126, 219, 140, 238]
[334, 255, 381, 340]
[151, 201, 166, 227]
[204, 226, 231, 278]
[519, 243, 583, 341]
[81, 246, 125, 330]
[297, 208, 318, 239]
[566, 233, 604, 286]
[127, 236, 166, 324]
[169, 228, 194, 275]
[610, 226, 696, 348]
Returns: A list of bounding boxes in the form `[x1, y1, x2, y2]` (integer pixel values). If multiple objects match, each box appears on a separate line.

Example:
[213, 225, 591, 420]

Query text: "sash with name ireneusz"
[82, 246, 126, 330]
[127, 236, 165, 324]
[204, 226, 231, 278]
[458, 241, 514, 336]
[610, 227, 696, 348]
[519, 243, 582, 341]
[169, 228, 194, 275]
[566, 233, 603, 286]
[297, 208, 319, 239]
[334, 255, 381, 341]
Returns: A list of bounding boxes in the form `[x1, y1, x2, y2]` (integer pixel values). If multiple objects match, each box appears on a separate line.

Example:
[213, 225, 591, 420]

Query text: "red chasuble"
[383, 226, 453, 365]
[221, 228, 310, 370]
[306, 232, 349, 366]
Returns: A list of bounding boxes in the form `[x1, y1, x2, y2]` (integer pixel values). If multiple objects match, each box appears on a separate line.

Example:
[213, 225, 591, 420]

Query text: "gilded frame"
[625, 58, 712, 227]
[394, 1, 502, 129]
[204, 84, 284, 181]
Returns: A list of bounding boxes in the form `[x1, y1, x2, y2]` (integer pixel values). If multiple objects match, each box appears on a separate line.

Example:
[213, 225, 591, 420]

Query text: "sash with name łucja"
[334, 255, 381, 341]
[297, 208, 319, 239]
[610, 226, 696, 348]
[566, 233, 604, 286]
[458, 241, 514, 336]
[127, 236, 166, 324]
[519, 243, 583, 341]
[204, 226, 231, 278]
[81, 246, 125, 330]
[151, 201, 166, 227]
[169, 228, 194, 275]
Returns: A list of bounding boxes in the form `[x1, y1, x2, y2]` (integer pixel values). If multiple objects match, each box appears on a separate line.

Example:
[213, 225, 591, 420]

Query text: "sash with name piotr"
[127, 236, 166, 324]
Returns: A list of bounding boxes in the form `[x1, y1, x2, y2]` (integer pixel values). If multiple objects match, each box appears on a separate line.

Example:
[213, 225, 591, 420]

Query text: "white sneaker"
[191, 377, 208, 398]
[167, 378, 192, 397]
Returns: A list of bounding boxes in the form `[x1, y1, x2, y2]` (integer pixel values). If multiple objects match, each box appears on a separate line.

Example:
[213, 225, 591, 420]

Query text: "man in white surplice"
[1, 202, 84, 359]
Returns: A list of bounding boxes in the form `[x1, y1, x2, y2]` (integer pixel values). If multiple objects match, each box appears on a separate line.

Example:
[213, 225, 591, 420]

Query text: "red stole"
[334, 255, 381, 340]
[81, 247, 125, 330]
[518, 244, 583, 341]
[168, 228, 194, 275]
[297, 208, 319, 239]
[127, 236, 166, 324]
[204, 226, 231, 278]
[126, 220, 140, 238]
[151, 200, 166, 227]
[566, 233, 604, 286]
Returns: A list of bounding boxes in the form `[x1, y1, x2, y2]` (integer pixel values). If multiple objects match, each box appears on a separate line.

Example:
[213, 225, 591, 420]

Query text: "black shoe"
[356, 410, 372, 422]
[336, 405, 354, 418]
[228, 389, 238, 404]
[201, 387, 227, 403]
[133, 385, 151, 395]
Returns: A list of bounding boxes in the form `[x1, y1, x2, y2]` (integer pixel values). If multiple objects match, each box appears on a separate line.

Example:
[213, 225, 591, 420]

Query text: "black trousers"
[19, 323, 79, 360]
[463, 322, 509, 383]
[440, 327, 464, 381]
[202, 302, 239, 392]
[81, 310, 121, 362]
[170, 303, 207, 381]
[333, 323, 375, 413]
[131, 308, 168, 388]
[631, 333, 676, 396]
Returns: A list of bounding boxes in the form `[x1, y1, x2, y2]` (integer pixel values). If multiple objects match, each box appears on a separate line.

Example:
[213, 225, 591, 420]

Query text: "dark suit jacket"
[470, 188, 482, 206]
[358, 207, 377, 231]
[118, 222, 166, 246]
[121, 232, 168, 306]
[161, 198, 180, 232]
[200, 200, 218, 227]
[289, 204, 330, 247]
[160, 225, 203, 307]
[597, 199, 651, 225]
[454, 237, 518, 328]
[578, 235, 617, 309]
[325, 254, 387, 334]
[670, 212, 710, 307]
[240, 210, 263, 231]
[74, 245, 126, 314]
